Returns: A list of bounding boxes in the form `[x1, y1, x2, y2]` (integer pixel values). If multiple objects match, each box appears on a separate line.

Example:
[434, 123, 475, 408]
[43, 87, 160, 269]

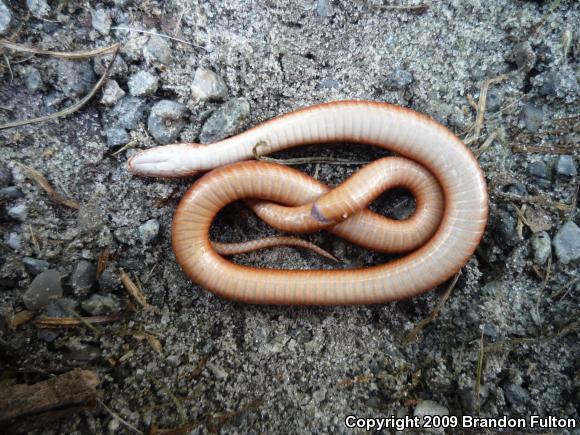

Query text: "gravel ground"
[0, 0, 578, 434]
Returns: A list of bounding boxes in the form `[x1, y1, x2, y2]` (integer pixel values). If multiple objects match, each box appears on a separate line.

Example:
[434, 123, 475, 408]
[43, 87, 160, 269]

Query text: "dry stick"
[475, 130, 498, 158]
[0, 43, 119, 130]
[14, 162, 80, 209]
[253, 142, 371, 166]
[465, 74, 509, 146]
[98, 399, 144, 435]
[120, 270, 151, 309]
[110, 26, 204, 49]
[475, 328, 484, 414]
[34, 312, 128, 328]
[0, 39, 119, 59]
[403, 273, 461, 345]
[374, 2, 431, 12]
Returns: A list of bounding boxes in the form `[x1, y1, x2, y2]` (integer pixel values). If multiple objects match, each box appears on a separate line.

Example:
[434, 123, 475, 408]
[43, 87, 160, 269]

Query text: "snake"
[128, 101, 488, 305]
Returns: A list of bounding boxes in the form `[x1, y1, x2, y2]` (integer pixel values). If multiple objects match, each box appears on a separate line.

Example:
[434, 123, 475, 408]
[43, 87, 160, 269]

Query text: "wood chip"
[0, 369, 99, 433]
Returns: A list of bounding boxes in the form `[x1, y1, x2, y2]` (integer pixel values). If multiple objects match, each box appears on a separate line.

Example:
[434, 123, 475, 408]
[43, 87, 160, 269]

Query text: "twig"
[403, 273, 461, 345]
[110, 26, 204, 49]
[465, 74, 509, 145]
[373, 2, 431, 12]
[98, 399, 144, 435]
[252, 142, 370, 166]
[0, 40, 119, 59]
[151, 378, 187, 425]
[474, 328, 484, 414]
[14, 162, 80, 209]
[0, 44, 119, 130]
[34, 312, 128, 328]
[120, 270, 151, 309]
[475, 130, 498, 158]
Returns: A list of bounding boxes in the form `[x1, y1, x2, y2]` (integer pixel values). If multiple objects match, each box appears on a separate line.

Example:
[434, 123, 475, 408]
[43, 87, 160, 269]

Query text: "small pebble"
[44, 297, 79, 317]
[110, 96, 147, 130]
[556, 155, 576, 178]
[23, 270, 63, 310]
[93, 53, 128, 77]
[26, 0, 50, 19]
[190, 67, 228, 101]
[98, 267, 121, 290]
[414, 400, 449, 434]
[531, 231, 551, 265]
[138, 219, 160, 244]
[494, 210, 518, 247]
[145, 35, 172, 64]
[520, 103, 543, 133]
[63, 341, 101, 362]
[6, 232, 21, 250]
[0, 186, 23, 199]
[316, 0, 334, 17]
[91, 9, 111, 35]
[503, 383, 529, 407]
[553, 221, 580, 264]
[22, 66, 43, 92]
[147, 100, 187, 144]
[200, 97, 250, 143]
[7, 203, 27, 221]
[385, 68, 414, 90]
[536, 66, 579, 102]
[71, 260, 96, 295]
[512, 41, 536, 72]
[106, 127, 130, 147]
[57, 60, 96, 97]
[128, 70, 159, 97]
[206, 361, 228, 379]
[528, 161, 550, 183]
[81, 293, 122, 315]
[0, 162, 12, 186]
[0, 0, 11, 35]
[100, 79, 126, 106]
[23, 257, 50, 275]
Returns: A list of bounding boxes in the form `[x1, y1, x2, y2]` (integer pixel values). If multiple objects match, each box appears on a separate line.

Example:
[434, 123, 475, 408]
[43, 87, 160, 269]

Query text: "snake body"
[128, 101, 488, 305]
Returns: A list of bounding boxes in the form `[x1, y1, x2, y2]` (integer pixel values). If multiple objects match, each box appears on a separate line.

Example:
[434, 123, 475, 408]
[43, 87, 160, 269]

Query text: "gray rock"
[44, 297, 79, 317]
[385, 68, 414, 90]
[316, 0, 334, 18]
[71, 260, 96, 295]
[503, 383, 529, 407]
[482, 323, 500, 340]
[531, 231, 551, 265]
[535, 67, 579, 101]
[414, 400, 449, 434]
[0, 186, 23, 199]
[81, 293, 122, 315]
[145, 36, 172, 64]
[106, 127, 130, 147]
[520, 103, 543, 132]
[128, 71, 159, 97]
[23, 270, 63, 310]
[57, 60, 95, 97]
[553, 221, 580, 264]
[200, 97, 250, 143]
[98, 267, 121, 290]
[138, 219, 160, 244]
[506, 182, 527, 196]
[494, 210, 518, 247]
[21, 66, 43, 92]
[6, 232, 20, 250]
[100, 79, 126, 106]
[528, 161, 550, 180]
[147, 100, 187, 144]
[91, 9, 111, 35]
[94, 53, 128, 77]
[190, 67, 228, 101]
[110, 96, 147, 130]
[0, 162, 12, 186]
[26, 0, 50, 19]
[7, 203, 27, 221]
[23, 257, 50, 275]
[63, 341, 101, 362]
[556, 155, 576, 178]
[513, 41, 536, 72]
[0, 1, 11, 35]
